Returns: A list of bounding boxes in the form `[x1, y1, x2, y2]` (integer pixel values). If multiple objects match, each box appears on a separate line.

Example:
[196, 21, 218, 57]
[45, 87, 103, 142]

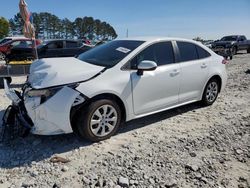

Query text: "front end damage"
[1, 79, 85, 141]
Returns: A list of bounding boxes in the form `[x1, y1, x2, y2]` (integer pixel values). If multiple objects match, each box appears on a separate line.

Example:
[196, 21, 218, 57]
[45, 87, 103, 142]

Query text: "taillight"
[222, 59, 228, 64]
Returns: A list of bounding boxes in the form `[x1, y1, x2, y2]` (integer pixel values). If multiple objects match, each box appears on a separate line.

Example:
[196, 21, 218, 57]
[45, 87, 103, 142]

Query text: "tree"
[0, 17, 9, 39]
[9, 12, 118, 41]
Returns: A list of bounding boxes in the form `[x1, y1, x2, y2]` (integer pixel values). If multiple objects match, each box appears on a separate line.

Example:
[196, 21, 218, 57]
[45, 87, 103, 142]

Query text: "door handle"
[170, 69, 180, 76]
[201, 63, 207, 68]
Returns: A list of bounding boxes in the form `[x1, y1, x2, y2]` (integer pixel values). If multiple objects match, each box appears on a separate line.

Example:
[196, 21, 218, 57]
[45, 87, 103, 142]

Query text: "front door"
[131, 41, 180, 115]
[43, 41, 63, 58]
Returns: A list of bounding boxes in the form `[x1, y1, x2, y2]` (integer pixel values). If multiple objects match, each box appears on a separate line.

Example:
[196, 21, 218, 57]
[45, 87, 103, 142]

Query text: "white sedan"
[4, 37, 227, 142]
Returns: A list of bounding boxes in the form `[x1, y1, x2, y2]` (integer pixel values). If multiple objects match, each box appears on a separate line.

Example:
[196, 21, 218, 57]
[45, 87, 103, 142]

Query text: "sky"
[1, 0, 250, 40]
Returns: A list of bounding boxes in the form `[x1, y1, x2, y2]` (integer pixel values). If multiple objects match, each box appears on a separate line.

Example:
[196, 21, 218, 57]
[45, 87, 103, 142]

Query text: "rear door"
[176, 41, 210, 103]
[131, 41, 181, 115]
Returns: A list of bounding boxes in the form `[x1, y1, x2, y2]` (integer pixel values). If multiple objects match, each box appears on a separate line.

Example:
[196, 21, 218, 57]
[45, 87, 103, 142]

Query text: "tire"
[0, 78, 4, 89]
[232, 46, 237, 55]
[247, 48, 250, 53]
[201, 78, 220, 106]
[0, 52, 6, 61]
[230, 56, 233, 60]
[76, 99, 122, 142]
[5, 77, 12, 84]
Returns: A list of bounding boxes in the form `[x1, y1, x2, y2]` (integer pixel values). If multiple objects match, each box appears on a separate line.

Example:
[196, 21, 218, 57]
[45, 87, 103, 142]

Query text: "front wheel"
[232, 46, 237, 55]
[201, 79, 220, 106]
[76, 99, 121, 142]
[0, 52, 6, 61]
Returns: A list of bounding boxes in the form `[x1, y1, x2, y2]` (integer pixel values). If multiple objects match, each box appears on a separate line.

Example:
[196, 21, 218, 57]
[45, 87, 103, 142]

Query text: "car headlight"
[27, 83, 79, 103]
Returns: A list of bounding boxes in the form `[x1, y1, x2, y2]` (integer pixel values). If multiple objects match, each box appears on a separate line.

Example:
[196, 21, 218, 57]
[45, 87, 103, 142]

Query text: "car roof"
[44, 39, 81, 42]
[5, 36, 27, 39]
[116, 36, 197, 43]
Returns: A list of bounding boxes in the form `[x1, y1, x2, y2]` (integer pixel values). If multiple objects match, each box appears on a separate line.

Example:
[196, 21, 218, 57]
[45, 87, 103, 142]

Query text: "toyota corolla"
[4, 37, 227, 142]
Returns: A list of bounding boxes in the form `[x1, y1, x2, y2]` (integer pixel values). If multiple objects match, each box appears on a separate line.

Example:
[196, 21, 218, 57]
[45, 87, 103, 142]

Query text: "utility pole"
[126, 29, 128, 38]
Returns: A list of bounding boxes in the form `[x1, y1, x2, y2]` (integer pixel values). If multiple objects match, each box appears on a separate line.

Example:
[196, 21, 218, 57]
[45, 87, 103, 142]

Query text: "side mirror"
[137, 60, 157, 76]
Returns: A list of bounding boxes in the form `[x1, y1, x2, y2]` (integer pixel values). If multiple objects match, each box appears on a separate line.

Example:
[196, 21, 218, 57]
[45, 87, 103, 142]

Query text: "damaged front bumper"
[1, 79, 33, 140]
[2, 79, 85, 138]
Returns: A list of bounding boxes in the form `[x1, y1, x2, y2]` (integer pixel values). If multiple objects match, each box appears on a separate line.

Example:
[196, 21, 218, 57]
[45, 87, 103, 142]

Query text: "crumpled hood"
[29, 57, 104, 89]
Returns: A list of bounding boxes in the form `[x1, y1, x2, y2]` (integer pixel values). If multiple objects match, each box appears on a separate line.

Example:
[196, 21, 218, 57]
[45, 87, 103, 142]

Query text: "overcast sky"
[1, 0, 250, 39]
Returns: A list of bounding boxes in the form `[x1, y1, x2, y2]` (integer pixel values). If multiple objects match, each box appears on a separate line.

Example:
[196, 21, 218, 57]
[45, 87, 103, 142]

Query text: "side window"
[239, 36, 246, 41]
[131, 42, 174, 69]
[47, 41, 63, 49]
[196, 45, 211, 59]
[66, 41, 78, 48]
[177, 41, 198, 62]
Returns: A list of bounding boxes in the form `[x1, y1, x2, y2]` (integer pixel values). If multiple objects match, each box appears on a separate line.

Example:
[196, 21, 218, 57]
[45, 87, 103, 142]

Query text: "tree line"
[8, 12, 117, 41]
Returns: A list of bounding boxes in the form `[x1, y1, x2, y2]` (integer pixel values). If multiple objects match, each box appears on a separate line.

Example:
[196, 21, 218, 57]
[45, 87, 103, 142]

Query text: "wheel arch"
[70, 93, 127, 134]
[203, 74, 222, 95]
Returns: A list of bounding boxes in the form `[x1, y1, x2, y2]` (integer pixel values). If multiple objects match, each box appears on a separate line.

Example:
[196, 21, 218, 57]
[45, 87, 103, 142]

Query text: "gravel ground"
[0, 54, 249, 188]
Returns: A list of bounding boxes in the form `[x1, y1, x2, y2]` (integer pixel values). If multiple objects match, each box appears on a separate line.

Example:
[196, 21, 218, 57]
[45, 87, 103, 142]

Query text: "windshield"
[78, 40, 144, 68]
[221, 36, 238, 41]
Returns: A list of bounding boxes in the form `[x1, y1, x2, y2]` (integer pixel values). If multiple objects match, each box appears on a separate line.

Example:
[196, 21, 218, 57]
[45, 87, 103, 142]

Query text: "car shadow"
[120, 102, 204, 134]
[0, 102, 204, 169]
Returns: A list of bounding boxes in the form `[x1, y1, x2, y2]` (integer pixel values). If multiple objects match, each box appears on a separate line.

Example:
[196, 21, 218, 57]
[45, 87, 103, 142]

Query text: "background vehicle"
[0, 38, 41, 61]
[6, 39, 92, 62]
[4, 37, 227, 142]
[212, 35, 250, 59]
[0, 36, 27, 45]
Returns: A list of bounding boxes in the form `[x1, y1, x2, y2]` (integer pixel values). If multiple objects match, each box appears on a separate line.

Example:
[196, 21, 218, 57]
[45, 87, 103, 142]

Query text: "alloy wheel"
[90, 104, 118, 137]
[206, 82, 218, 103]
[0, 52, 5, 61]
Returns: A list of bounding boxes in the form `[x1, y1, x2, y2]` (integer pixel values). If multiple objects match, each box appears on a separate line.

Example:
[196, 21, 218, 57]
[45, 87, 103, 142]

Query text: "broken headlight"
[27, 83, 79, 104]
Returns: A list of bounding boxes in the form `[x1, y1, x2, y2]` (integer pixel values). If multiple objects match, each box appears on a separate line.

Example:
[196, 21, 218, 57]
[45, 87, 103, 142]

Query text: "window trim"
[121, 40, 177, 71]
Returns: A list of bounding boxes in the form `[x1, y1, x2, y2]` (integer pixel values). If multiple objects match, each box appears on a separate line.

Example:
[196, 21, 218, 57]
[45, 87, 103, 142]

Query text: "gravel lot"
[0, 54, 249, 188]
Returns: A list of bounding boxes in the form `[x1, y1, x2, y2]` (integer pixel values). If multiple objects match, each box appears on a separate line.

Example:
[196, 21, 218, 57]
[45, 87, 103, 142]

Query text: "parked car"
[0, 36, 27, 45]
[4, 37, 227, 142]
[0, 38, 41, 61]
[6, 39, 92, 62]
[212, 35, 250, 59]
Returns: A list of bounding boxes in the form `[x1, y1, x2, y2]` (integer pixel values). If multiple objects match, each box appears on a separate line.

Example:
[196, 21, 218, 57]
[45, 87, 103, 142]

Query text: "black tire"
[232, 46, 237, 55]
[201, 78, 220, 106]
[76, 99, 122, 142]
[0, 78, 4, 89]
[247, 48, 250, 53]
[5, 77, 12, 84]
[0, 52, 5, 61]
[230, 56, 233, 60]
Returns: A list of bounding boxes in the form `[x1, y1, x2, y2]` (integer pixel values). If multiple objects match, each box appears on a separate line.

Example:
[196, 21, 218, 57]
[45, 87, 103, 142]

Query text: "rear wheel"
[201, 79, 220, 106]
[76, 99, 121, 142]
[247, 48, 250, 53]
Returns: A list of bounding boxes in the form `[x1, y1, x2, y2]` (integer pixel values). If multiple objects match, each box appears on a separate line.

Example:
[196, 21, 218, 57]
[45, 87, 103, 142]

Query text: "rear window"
[196, 45, 211, 59]
[177, 41, 198, 62]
